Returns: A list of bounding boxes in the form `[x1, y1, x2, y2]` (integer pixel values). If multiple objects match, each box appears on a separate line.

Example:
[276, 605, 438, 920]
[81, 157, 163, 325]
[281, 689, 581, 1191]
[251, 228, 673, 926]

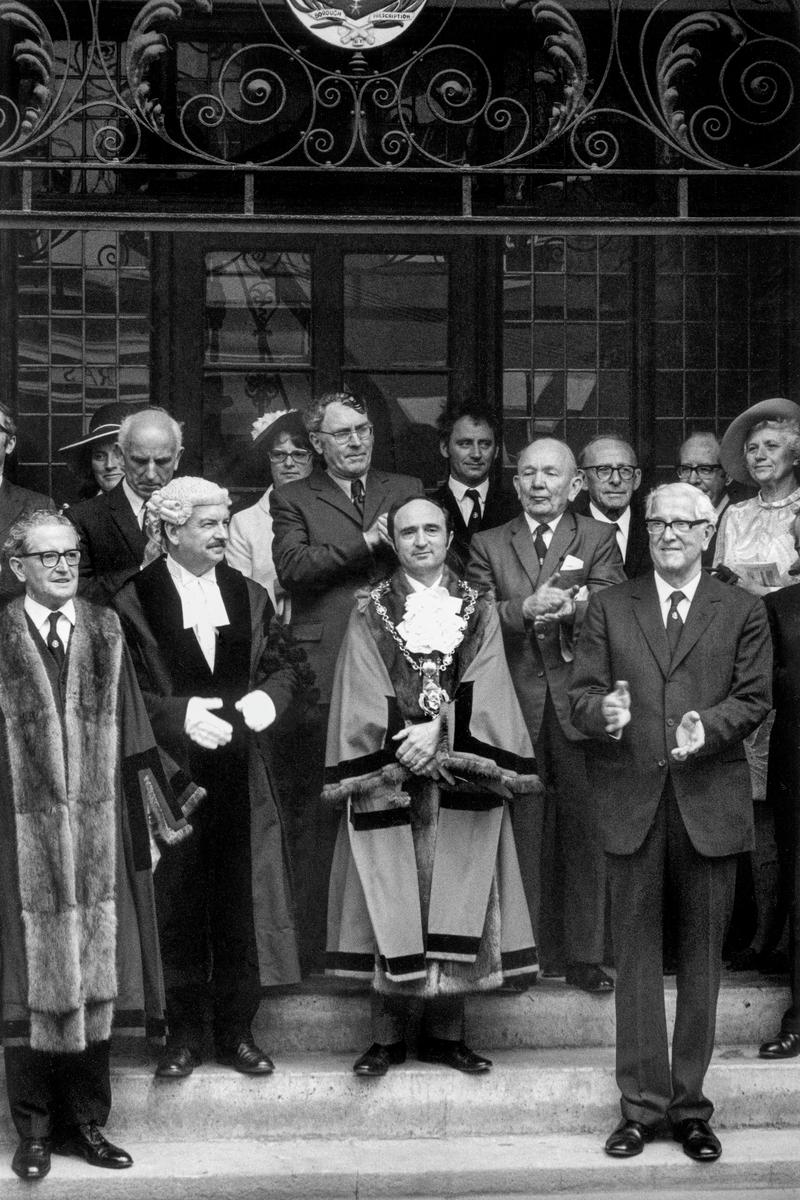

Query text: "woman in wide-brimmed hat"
[715, 396, 800, 975]
[59, 403, 132, 499]
[225, 409, 315, 614]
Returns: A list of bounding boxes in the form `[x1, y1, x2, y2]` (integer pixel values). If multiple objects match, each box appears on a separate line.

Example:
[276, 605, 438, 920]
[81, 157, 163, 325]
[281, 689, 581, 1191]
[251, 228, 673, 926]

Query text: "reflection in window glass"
[343, 255, 448, 370]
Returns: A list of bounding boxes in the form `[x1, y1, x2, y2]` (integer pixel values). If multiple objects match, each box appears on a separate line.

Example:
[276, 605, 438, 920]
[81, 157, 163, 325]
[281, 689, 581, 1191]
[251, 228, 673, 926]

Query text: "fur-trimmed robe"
[324, 567, 541, 997]
[0, 599, 180, 1053]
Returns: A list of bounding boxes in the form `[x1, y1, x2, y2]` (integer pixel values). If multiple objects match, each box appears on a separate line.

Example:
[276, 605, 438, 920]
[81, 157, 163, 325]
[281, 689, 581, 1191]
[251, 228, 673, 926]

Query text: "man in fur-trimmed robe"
[0, 511, 189, 1181]
[114, 476, 312, 1082]
[324, 496, 540, 1077]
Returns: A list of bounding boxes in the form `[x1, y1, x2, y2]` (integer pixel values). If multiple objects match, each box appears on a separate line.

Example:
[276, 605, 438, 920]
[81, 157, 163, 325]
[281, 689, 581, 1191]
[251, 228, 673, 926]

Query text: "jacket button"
[537, 633, 545, 640]
[657, 759, 667, 768]
[537, 671, 544, 678]
[666, 718, 675, 727]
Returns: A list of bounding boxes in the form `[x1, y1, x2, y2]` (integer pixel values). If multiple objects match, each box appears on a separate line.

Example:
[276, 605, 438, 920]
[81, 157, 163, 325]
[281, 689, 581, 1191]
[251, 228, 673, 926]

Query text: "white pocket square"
[561, 554, 584, 571]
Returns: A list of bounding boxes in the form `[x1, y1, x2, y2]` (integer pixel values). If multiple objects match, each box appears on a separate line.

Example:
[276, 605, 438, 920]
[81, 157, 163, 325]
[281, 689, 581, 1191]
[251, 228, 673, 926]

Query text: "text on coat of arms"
[285, 0, 427, 50]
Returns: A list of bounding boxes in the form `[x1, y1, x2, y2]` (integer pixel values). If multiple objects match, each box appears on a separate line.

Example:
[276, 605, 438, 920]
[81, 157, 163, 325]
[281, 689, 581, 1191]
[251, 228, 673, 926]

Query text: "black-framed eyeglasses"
[268, 449, 312, 465]
[13, 549, 81, 568]
[0, 425, 14, 438]
[676, 463, 723, 480]
[585, 464, 637, 481]
[645, 519, 710, 537]
[317, 422, 373, 446]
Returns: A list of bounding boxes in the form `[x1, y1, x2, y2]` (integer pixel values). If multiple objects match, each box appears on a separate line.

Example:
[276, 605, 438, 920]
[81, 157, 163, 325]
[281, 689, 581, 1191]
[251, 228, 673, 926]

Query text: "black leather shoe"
[565, 963, 614, 994]
[216, 1038, 275, 1075]
[672, 1117, 721, 1162]
[54, 1123, 132, 1169]
[604, 1119, 656, 1158]
[759, 1030, 800, 1059]
[417, 1038, 492, 1073]
[12, 1138, 51, 1180]
[155, 1045, 198, 1078]
[353, 1041, 407, 1076]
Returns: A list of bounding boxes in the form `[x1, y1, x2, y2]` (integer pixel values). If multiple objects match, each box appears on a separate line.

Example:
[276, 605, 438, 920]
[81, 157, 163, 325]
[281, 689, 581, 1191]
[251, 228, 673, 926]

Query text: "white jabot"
[122, 478, 147, 529]
[589, 501, 631, 559]
[653, 570, 702, 627]
[448, 476, 490, 523]
[166, 556, 230, 671]
[25, 596, 76, 651]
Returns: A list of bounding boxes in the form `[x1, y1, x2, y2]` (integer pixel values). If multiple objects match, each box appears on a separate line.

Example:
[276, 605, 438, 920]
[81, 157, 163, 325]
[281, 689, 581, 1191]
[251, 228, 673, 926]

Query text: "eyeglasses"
[269, 449, 312, 465]
[584, 464, 637, 481]
[317, 422, 373, 446]
[13, 549, 81, 567]
[676, 463, 723, 480]
[645, 519, 710, 537]
[0, 426, 14, 438]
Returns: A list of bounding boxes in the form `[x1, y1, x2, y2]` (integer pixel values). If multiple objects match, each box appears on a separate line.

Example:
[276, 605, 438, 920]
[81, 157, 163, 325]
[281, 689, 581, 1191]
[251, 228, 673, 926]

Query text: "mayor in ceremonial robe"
[324, 496, 539, 1078]
[0, 511, 189, 1182]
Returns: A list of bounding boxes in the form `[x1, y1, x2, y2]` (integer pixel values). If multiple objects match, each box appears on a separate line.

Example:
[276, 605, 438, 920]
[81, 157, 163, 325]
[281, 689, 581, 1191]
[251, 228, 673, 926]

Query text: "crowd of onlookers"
[2, 390, 800, 1179]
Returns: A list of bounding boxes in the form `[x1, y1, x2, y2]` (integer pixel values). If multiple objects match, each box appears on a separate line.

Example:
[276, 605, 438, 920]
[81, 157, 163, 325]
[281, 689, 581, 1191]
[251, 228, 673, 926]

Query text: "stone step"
[4, 1046, 800, 1147]
[3, 1129, 800, 1198]
[253, 973, 789, 1052]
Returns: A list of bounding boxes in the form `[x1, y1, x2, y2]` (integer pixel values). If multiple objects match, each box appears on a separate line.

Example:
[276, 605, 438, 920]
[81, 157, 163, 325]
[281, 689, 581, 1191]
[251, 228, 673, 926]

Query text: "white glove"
[184, 697, 233, 749]
[235, 690, 276, 733]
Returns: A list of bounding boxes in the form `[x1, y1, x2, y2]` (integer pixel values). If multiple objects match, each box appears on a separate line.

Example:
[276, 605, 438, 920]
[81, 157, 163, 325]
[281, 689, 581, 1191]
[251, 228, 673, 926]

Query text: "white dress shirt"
[589, 501, 630, 561]
[448, 476, 490, 524]
[122, 478, 147, 529]
[166, 556, 230, 671]
[653, 569, 702, 627]
[523, 510, 566, 549]
[404, 571, 445, 593]
[328, 470, 368, 502]
[25, 596, 76, 652]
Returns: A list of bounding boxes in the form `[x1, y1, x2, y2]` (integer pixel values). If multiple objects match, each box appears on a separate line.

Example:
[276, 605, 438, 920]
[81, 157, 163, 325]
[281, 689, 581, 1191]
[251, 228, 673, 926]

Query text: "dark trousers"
[525, 695, 605, 966]
[4, 1041, 111, 1140]
[154, 759, 261, 1055]
[775, 793, 800, 1033]
[370, 992, 465, 1045]
[608, 781, 736, 1127]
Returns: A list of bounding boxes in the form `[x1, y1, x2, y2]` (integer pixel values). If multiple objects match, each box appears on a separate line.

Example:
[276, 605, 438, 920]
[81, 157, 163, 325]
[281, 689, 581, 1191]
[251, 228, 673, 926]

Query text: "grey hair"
[645, 482, 717, 526]
[303, 392, 367, 435]
[118, 407, 183, 456]
[0, 402, 17, 439]
[577, 432, 637, 468]
[746, 417, 800, 462]
[3, 510, 76, 559]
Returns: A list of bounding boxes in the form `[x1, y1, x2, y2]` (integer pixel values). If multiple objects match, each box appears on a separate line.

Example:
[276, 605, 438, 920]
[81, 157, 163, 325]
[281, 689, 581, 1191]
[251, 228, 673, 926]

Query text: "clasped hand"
[184, 690, 276, 749]
[392, 717, 455, 784]
[670, 711, 705, 761]
[522, 573, 579, 625]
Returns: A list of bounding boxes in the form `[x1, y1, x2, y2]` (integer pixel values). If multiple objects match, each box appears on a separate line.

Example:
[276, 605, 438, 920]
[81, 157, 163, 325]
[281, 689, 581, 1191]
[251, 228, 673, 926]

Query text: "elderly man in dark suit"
[68, 407, 183, 604]
[574, 433, 650, 579]
[433, 402, 519, 573]
[569, 481, 771, 1163]
[676, 432, 733, 569]
[467, 437, 625, 992]
[0, 403, 54, 601]
[271, 391, 422, 970]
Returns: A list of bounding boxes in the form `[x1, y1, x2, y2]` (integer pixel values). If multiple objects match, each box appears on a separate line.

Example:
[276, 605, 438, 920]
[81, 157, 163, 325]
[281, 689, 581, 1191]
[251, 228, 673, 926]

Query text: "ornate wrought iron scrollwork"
[0, 0, 798, 174]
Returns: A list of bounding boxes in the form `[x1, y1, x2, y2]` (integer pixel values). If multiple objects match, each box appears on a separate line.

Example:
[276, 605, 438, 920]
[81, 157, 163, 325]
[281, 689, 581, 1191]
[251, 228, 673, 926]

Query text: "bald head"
[118, 408, 184, 500]
[514, 438, 582, 523]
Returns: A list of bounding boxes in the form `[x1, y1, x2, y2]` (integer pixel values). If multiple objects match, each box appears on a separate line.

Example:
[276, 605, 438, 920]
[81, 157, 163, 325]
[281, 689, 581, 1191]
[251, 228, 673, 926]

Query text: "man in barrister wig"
[114, 477, 313, 1082]
[324, 495, 540, 1077]
[0, 511, 190, 1181]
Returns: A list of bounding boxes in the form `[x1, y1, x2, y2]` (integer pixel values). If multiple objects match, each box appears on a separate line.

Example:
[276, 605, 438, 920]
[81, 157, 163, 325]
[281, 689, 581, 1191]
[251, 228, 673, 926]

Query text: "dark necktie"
[351, 478, 365, 522]
[464, 489, 482, 537]
[47, 611, 66, 672]
[534, 523, 549, 567]
[666, 590, 685, 657]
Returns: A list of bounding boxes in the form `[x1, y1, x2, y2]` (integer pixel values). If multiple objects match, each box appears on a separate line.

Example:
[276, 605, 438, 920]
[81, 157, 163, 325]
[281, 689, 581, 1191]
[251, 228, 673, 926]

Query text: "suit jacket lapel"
[540, 509, 576, 582]
[107, 482, 147, 558]
[510, 516, 541, 592]
[669, 574, 719, 674]
[363, 470, 394, 530]
[0, 481, 26, 528]
[310, 469, 362, 528]
[631, 575, 671, 678]
[138, 558, 214, 682]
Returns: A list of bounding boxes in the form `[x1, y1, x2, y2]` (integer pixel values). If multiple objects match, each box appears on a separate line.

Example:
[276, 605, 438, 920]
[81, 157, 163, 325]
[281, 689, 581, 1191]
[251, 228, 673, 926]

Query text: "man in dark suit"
[569, 481, 771, 1162]
[467, 437, 625, 992]
[758, 521, 800, 1059]
[0, 402, 54, 602]
[433, 402, 519, 573]
[574, 433, 650, 579]
[68, 407, 183, 604]
[115, 477, 304, 1081]
[271, 391, 422, 970]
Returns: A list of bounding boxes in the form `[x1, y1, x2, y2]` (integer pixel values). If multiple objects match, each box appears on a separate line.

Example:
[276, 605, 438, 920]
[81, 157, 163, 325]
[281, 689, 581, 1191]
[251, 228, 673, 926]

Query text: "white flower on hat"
[250, 410, 299, 442]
